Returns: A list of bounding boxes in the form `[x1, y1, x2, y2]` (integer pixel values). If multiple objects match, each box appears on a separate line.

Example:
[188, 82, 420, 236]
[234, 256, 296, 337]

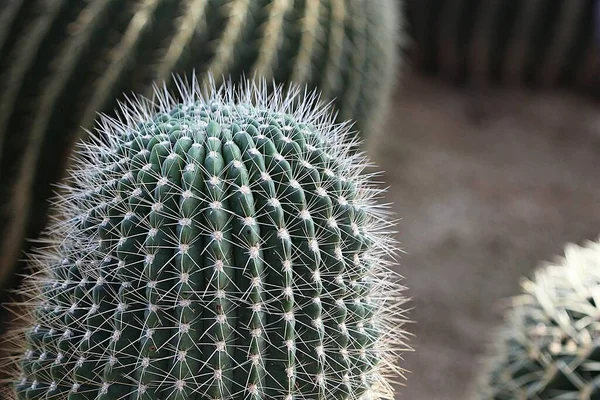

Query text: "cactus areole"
[5, 77, 407, 400]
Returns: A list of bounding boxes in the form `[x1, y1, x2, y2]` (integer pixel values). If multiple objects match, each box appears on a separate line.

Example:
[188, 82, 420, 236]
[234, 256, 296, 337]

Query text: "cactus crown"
[0, 1, 401, 314]
[3, 76, 407, 400]
[475, 237, 600, 400]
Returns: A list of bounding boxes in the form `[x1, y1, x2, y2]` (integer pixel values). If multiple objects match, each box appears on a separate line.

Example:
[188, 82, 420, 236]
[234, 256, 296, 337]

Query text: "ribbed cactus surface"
[3, 77, 407, 400]
[406, 0, 600, 91]
[0, 0, 401, 297]
[475, 237, 600, 400]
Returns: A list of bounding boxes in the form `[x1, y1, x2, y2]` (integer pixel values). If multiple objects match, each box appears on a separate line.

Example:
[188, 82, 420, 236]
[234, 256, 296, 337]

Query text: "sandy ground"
[367, 72, 600, 399]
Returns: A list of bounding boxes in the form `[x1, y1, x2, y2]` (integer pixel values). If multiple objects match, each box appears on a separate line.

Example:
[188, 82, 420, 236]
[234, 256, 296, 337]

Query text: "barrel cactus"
[1, 76, 407, 400]
[0, 0, 402, 298]
[406, 0, 599, 91]
[475, 237, 600, 399]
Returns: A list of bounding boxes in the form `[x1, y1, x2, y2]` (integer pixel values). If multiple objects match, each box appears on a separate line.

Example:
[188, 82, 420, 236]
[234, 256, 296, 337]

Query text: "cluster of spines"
[2, 77, 407, 400]
[474, 237, 600, 399]
[0, 0, 400, 295]
[406, 0, 600, 91]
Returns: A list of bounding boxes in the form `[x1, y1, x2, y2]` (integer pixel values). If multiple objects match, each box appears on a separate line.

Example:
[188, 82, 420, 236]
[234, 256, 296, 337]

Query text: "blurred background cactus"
[474, 237, 600, 399]
[405, 0, 600, 93]
[3, 77, 407, 400]
[0, 0, 401, 305]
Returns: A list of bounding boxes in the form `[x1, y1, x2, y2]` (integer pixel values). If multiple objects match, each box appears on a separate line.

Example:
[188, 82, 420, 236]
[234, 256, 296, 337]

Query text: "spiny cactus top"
[0, 0, 401, 296]
[475, 237, 600, 400]
[2, 77, 408, 400]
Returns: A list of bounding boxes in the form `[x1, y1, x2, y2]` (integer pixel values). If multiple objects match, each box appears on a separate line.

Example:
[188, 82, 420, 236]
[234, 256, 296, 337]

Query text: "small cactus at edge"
[475, 237, 600, 400]
[1, 76, 408, 400]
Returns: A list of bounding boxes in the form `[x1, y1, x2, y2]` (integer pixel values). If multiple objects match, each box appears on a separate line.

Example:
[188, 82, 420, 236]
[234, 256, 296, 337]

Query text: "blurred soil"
[368, 72, 600, 399]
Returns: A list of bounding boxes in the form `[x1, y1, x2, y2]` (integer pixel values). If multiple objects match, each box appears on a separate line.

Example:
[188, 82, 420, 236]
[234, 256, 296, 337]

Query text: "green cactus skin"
[1, 76, 408, 400]
[406, 0, 598, 90]
[0, 0, 402, 301]
[475, 237, 600, 400]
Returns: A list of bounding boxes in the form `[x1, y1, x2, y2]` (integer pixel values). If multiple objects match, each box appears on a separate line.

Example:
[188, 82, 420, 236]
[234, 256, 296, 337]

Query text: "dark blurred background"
[404, 0, 600, 92]
[380, 1, 600, 398]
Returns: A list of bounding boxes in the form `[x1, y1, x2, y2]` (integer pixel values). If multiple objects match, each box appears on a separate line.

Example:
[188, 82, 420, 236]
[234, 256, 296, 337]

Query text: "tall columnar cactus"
[475, 237, 600, 400]
[406, 0, 600, 90]
[0, 0, 402, 297]
[1, 76, 408, 400]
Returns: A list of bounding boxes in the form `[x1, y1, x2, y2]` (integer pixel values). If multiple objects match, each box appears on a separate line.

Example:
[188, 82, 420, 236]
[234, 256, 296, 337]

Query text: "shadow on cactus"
[475, 237, 600, 400]
[0, 75, 409, 399]
[0, 0, 401, 296]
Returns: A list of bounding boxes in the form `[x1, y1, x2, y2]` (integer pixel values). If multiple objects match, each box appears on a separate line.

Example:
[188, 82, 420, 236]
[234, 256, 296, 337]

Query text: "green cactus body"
[406, 0, 598, 90]
[475, 237, 600, 400]
[3, 77, 407, 400]
[0, 0, 401, 297]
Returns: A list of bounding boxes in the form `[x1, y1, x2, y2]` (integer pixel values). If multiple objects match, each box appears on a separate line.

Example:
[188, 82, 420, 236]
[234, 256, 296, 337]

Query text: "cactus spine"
[2, 76, 407, 400]
[0, 0, 401, 297]
[475, 237, 600, 400]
